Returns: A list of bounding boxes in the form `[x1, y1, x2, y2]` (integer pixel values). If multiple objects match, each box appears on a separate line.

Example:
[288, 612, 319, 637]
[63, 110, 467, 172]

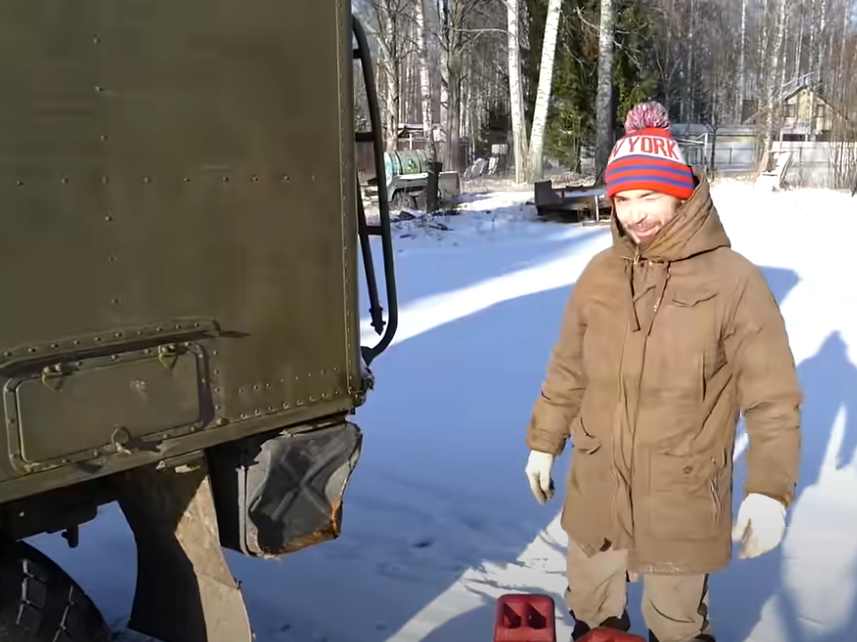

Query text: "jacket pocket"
[644, 449, 727, 541]
[670, 288, 717, 308]
[569, 415, 602, 454]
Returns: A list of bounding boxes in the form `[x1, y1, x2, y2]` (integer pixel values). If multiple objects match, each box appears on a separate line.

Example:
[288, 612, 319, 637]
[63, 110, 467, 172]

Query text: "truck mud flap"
[115, 461, 253, 642]
[209, 421, 363, 558]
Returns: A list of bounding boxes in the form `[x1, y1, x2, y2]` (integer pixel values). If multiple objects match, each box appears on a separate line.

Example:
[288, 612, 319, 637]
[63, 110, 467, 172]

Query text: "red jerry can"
[576, 629, 647, 642]
[494, 593, 556, 642]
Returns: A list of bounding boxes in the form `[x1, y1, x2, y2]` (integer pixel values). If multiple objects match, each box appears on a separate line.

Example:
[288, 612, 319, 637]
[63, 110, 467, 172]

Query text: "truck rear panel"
[0, 0, 361, 502]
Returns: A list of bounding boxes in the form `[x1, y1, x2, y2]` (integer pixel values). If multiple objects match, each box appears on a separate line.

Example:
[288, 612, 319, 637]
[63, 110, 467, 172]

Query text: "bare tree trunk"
[507, 0, 528, 183]
[384, 63, 399, 151]
[760, 0, 788, 169]
[681, 0, 695, 121]
[415, 0, 433, 135]
[438, 0, 449, 143]
[445, 55, 463, 171]
[594, 0, 616, 178]
[526, 0, 562, 182]
[737, 0, 747, 120]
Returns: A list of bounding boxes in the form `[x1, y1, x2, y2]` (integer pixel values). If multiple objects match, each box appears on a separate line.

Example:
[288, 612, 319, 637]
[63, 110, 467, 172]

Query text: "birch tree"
[760, 0, 789, 169]
[593, 0, 616, 178]
[415, 0, 433, 134]
[507, 0, 529, 182]
[526, 0, 562, 182]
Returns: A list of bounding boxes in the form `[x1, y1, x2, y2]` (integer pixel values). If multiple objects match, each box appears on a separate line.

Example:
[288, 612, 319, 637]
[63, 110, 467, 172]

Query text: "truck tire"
[0, 539, 112, 641]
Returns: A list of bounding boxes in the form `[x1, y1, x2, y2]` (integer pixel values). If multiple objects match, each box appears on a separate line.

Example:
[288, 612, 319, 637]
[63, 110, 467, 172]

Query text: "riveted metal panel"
[0, 0, 360, 493]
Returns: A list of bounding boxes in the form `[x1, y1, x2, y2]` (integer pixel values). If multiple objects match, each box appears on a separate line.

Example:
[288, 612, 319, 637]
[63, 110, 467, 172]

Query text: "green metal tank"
[384, 149, 430, 180]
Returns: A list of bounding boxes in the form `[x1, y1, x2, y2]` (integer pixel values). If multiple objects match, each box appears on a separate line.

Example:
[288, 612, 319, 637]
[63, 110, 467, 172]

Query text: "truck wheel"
[0, 539, 112, 641]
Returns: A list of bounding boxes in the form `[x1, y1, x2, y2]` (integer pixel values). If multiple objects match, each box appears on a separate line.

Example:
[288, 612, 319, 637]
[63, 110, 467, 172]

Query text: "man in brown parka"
[524, 102, 802, 642]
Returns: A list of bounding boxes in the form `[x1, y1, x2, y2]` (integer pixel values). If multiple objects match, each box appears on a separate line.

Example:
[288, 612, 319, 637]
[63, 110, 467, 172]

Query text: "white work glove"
[525, 450, 555, 504]
[732, 493, 787, 559]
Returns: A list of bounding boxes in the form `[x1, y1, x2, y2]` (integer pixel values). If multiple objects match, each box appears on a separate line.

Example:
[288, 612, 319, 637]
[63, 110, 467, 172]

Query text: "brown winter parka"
[525, 173, 802, 575]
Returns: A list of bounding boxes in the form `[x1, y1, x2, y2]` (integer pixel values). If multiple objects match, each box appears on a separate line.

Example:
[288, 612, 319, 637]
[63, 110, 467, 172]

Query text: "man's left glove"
[732, 493, 787, 559]
[525, 450, 555, 504]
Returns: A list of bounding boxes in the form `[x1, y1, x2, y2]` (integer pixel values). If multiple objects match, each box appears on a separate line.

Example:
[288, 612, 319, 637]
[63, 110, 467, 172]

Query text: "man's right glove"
[732, 493, 787, 559]
[525, 450, 555, 504]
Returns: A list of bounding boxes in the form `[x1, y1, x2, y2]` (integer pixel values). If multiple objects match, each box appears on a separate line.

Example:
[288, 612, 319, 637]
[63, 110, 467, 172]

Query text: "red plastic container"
[576, 629, 646, 642]
[494, 593, 557, 642]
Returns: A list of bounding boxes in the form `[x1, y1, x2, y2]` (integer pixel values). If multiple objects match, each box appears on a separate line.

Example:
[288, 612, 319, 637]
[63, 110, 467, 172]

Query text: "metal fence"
[670, 124, 857, 188]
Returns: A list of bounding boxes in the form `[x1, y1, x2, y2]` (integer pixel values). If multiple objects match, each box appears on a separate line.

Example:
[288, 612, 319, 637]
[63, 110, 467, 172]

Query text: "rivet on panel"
[15, 180, 23, 187]
[251, 175, 259, 182]
[282, 175, 290, 183]
[104, 214, 113, 222]
[183, 177, 191, 182]
[92, 36, 100, 44]
[222, 176, 229, 183]
[111, 298, 120, 305]
[61, 177, 69, 184]
[143, 176, 151, 183]
[282, 402, 290, 409]
[101, 176, 109, 184]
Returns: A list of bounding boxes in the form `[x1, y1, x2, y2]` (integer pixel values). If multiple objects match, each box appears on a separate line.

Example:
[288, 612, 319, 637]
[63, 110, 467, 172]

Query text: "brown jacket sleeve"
[525, 277, 590, 456]
[725, 265, 802, 507]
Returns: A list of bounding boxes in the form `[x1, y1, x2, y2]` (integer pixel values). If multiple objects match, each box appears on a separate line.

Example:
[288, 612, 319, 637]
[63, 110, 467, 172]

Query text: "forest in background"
[353, 0, 857, 182]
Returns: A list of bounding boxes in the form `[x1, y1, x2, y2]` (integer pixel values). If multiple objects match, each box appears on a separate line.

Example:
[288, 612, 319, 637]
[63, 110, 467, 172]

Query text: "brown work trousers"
[565, 540, 712, 642]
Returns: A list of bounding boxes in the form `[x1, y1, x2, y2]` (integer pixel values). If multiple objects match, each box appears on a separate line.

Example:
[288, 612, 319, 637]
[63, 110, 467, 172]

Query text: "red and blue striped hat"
[604, 101, 696, 201]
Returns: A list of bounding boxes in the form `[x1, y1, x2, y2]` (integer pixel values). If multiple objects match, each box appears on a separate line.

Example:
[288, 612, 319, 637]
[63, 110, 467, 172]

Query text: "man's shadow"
[761, 329, 857, 642]
[712, 324, 857, 642]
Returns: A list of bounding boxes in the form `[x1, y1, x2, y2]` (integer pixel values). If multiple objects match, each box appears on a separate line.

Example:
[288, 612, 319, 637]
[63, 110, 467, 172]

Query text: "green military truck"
[0, 2, 396, 641]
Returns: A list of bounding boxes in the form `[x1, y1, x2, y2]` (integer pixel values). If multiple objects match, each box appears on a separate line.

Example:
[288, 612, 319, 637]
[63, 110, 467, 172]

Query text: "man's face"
[613, 189, 683, 246]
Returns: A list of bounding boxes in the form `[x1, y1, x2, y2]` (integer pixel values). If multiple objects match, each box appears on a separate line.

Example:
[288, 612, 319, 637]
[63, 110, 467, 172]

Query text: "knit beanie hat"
[604, 101, 695, 201]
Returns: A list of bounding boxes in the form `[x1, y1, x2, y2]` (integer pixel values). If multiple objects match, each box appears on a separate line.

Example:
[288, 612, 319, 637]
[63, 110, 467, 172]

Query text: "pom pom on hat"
[604, 100, 695, 201]
[624, 101, 671, 133]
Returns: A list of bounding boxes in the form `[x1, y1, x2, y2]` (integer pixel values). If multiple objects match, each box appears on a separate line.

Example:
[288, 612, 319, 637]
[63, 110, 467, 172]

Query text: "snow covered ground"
[30, 181, 857, 642]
